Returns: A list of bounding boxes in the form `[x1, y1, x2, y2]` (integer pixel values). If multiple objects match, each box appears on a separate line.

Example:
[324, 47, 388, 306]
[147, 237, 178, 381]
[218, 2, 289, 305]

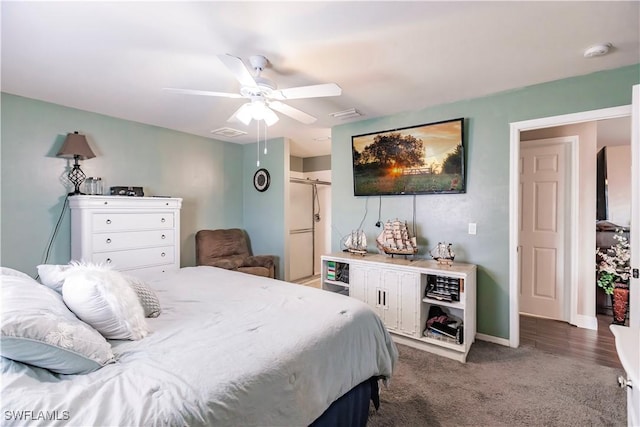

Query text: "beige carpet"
[368, 341, 626, 426]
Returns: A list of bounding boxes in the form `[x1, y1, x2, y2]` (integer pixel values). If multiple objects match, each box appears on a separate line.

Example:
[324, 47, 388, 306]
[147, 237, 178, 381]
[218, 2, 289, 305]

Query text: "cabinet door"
[349, 263, 367, 302]
[397, 272, 420, 336]
[381, 270, 400, 331]
[366, 267, 383, 318]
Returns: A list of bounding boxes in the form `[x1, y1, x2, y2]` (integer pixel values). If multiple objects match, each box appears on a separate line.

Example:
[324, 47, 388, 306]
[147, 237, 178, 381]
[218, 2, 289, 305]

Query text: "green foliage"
[354, 170, 463, 195]
[442, 144, 463, 174]
[596, 229, 631, 295]
[356, 133, 424, 170]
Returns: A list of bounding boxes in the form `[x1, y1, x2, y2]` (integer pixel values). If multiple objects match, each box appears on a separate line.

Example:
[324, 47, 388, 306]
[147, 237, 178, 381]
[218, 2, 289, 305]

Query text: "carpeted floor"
[368, 341, 627, 426]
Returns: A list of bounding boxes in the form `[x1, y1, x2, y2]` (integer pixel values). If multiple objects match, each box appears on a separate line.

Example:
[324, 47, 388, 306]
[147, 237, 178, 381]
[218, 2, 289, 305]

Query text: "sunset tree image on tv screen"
[351, 118, 465, 196]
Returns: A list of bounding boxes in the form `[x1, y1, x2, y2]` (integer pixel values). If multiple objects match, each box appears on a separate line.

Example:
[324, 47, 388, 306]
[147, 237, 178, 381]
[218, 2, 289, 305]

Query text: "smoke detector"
[583, 43, 612, 58]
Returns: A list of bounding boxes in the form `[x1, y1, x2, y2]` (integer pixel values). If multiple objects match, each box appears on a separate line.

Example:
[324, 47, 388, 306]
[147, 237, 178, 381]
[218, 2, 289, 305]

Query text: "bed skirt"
[310, 377, 381, 427]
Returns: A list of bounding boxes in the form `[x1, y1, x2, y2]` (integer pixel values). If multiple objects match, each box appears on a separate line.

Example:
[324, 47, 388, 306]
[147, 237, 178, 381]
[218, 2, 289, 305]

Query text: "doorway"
[287, 175, 331, 282]
[509, 103, 635, 348]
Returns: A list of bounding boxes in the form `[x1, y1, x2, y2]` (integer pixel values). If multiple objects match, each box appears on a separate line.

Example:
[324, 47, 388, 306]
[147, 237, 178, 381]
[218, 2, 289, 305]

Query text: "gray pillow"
[0, 271, 115, 374]
[125, 275, 162, 318]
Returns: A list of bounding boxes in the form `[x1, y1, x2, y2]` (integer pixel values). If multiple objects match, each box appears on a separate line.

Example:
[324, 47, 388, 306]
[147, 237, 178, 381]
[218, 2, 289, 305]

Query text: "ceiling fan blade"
[163, 88, 244, 98]
[269, 101, 317, 124]
[228, 103, 253, 125]
[271, 83, 342, 100]
[217, 54, 258, 88]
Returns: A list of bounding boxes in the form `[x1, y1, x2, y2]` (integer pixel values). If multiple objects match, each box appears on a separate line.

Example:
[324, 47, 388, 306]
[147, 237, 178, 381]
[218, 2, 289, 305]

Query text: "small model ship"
[345, 229, 367, 255]
[430, 242, 455, 265]
[376, 219, 418, 257]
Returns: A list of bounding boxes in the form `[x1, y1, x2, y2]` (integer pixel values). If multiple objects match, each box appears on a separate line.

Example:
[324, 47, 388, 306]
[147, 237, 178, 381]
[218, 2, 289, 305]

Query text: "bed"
[1, 265, 398, 426]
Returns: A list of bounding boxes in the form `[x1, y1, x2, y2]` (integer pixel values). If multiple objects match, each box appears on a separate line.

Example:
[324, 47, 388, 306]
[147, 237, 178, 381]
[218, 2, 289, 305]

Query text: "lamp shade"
[57, 132, 96, 160]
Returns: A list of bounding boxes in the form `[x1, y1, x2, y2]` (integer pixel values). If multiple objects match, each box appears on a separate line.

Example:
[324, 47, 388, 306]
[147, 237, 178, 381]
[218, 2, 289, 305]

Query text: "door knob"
[617, 376, 632, 389]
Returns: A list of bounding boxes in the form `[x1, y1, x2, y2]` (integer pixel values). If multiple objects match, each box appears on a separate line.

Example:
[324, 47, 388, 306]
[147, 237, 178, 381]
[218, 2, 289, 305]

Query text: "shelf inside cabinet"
[420, 332, 464, 351]
[422, 297, 465, 310]
[324, 279, 350, 288]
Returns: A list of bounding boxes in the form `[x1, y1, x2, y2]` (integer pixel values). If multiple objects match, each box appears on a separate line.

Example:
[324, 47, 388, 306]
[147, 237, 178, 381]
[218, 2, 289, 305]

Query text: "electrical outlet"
[468, 223, 477, 235]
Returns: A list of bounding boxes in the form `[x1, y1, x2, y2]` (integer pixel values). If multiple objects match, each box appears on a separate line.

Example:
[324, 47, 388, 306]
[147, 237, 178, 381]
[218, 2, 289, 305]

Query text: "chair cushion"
[196, 229, 250, 266]
[237, 266, 272, 278]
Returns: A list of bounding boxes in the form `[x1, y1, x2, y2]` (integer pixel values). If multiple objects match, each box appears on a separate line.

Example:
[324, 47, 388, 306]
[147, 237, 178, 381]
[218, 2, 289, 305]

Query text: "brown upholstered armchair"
[195, 229, 277, 279]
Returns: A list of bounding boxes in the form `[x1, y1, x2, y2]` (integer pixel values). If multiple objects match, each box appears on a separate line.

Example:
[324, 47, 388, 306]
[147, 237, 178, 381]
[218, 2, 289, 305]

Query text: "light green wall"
[243, 138, 288, 279]
[331, 64, 640, 339]
[1, 93, 244, 276]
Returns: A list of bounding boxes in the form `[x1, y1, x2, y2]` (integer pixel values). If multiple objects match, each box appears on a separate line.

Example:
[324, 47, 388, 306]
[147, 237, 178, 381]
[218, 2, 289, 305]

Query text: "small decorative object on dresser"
[69, 195, 182, 278]
[375, 219, 418, 257]
[430, 242, 456, 266]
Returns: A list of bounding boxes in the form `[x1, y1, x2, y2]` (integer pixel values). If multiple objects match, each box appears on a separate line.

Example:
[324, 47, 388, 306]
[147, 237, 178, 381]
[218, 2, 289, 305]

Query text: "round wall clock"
[253, 168, 271, 192]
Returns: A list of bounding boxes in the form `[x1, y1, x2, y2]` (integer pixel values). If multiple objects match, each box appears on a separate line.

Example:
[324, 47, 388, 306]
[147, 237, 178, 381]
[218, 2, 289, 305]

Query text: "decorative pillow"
[125, 275, 162, 318]
[0, 273, 115, 375]
[37, 264, 70, 292]
[62, 264, 148, 340]
[1, 267, 33, 280]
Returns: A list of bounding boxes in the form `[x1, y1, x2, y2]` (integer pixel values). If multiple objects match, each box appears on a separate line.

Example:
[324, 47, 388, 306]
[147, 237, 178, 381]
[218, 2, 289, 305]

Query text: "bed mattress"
[1, 266, 397, 426]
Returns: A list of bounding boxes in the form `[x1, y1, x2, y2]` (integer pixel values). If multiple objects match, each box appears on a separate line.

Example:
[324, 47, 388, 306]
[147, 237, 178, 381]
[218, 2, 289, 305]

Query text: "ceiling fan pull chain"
[264, 124, 268, 155]
[256, 119, 260, 167]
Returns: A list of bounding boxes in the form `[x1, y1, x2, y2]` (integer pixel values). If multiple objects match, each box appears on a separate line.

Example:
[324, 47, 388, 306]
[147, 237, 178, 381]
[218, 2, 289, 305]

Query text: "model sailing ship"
[375, 219, 418, 257]
[344, 229, 367, 255]
[430, 242, 455, 265]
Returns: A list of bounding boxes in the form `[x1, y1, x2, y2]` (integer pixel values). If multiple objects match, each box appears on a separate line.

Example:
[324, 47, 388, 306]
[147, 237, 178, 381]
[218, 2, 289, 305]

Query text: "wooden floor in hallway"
[520, 314, 622, 369]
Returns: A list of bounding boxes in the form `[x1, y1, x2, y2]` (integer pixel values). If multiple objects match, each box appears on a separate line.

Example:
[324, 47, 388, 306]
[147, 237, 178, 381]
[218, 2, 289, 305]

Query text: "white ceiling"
[2, 1, 639, 158]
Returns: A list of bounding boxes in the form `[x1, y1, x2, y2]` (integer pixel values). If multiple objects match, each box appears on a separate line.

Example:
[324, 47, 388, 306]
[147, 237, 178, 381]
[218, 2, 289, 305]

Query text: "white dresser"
[70, 195, 182, 278]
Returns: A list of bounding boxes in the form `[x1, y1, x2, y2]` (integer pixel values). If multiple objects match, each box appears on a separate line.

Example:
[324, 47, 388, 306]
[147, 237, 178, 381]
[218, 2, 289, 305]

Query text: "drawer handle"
[106, 258, 112, 264]
[161, 218, 166, 223]
[161, 252, 166, 257]
[104, 201, 108, 205]
[106, 219, 112, 225]
[161, 234, 166, 239]
[106, 238, 111, 244]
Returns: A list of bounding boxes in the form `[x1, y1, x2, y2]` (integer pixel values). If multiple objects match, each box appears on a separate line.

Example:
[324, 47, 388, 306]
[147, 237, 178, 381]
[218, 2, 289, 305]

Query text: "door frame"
[509, 104, 632, 348]
[519, 136, 578, 323]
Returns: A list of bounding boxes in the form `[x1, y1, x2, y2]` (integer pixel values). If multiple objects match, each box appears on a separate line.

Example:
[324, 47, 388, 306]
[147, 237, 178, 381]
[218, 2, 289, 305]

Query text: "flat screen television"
[351, 118, 465, 196]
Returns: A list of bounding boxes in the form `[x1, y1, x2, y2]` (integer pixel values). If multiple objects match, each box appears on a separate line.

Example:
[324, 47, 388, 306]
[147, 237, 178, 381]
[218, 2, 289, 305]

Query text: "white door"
[519, 138, 569, 320]
[288, 182, 314, 281]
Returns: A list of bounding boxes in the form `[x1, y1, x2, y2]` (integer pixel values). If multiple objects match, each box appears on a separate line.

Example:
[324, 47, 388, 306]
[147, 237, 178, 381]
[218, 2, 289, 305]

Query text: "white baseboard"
[476, 333, 511, 347]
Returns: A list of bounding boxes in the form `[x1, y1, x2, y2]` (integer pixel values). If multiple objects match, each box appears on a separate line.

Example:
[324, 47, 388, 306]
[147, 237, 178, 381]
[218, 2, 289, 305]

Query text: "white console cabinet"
[321, 253, 477, 362]
[70, 195, 182, 278]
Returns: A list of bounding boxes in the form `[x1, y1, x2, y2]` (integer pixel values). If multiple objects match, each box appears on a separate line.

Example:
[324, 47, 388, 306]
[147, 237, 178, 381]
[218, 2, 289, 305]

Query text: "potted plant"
[596, 229, 631, 324]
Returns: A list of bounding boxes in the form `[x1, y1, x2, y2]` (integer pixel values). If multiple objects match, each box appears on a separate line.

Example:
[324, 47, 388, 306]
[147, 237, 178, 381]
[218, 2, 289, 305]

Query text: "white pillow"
[1, 267, 33, 280]
[0, 272, 115, 374]
[37, 264, 70, 292]
[62, 264, 148, 340]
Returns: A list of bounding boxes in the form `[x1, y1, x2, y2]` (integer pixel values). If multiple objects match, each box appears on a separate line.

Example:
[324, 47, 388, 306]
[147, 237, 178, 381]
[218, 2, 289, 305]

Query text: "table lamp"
[57, 131, 96, 196]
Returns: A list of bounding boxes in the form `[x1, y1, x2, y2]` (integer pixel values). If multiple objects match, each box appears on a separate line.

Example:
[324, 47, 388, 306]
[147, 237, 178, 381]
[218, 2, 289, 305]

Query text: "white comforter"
[1, 266, 398, 426]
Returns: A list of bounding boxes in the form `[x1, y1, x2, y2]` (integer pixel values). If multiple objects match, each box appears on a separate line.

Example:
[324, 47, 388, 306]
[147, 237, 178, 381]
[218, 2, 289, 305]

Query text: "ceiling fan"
[164, 54, 342, 126]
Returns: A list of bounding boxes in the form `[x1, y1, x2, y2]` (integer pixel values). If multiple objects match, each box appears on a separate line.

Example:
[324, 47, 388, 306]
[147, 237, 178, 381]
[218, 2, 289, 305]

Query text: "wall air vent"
[211, 127, 248, 138]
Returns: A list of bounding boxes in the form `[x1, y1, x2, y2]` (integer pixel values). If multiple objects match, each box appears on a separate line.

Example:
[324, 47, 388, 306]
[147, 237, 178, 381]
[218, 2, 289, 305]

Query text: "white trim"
[476, 333, 511, 347]
[573, 314, 598, 331]
[631, 85, 640, 328]
[509, 104, 632, 348]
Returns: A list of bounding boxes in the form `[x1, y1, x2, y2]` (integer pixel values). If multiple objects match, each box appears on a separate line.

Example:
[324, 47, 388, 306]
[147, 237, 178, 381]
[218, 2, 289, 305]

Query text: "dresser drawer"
[121, 264, 178, 279]
[91, 246, 175, 270]
[92, 230, 175, 252]
[92, 213, 174, 232]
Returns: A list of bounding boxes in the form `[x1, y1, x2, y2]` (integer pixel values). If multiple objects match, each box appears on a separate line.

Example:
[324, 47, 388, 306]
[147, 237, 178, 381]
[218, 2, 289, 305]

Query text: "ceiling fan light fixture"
[263, 107, 279, 126]
[234, 103, 253, 126]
